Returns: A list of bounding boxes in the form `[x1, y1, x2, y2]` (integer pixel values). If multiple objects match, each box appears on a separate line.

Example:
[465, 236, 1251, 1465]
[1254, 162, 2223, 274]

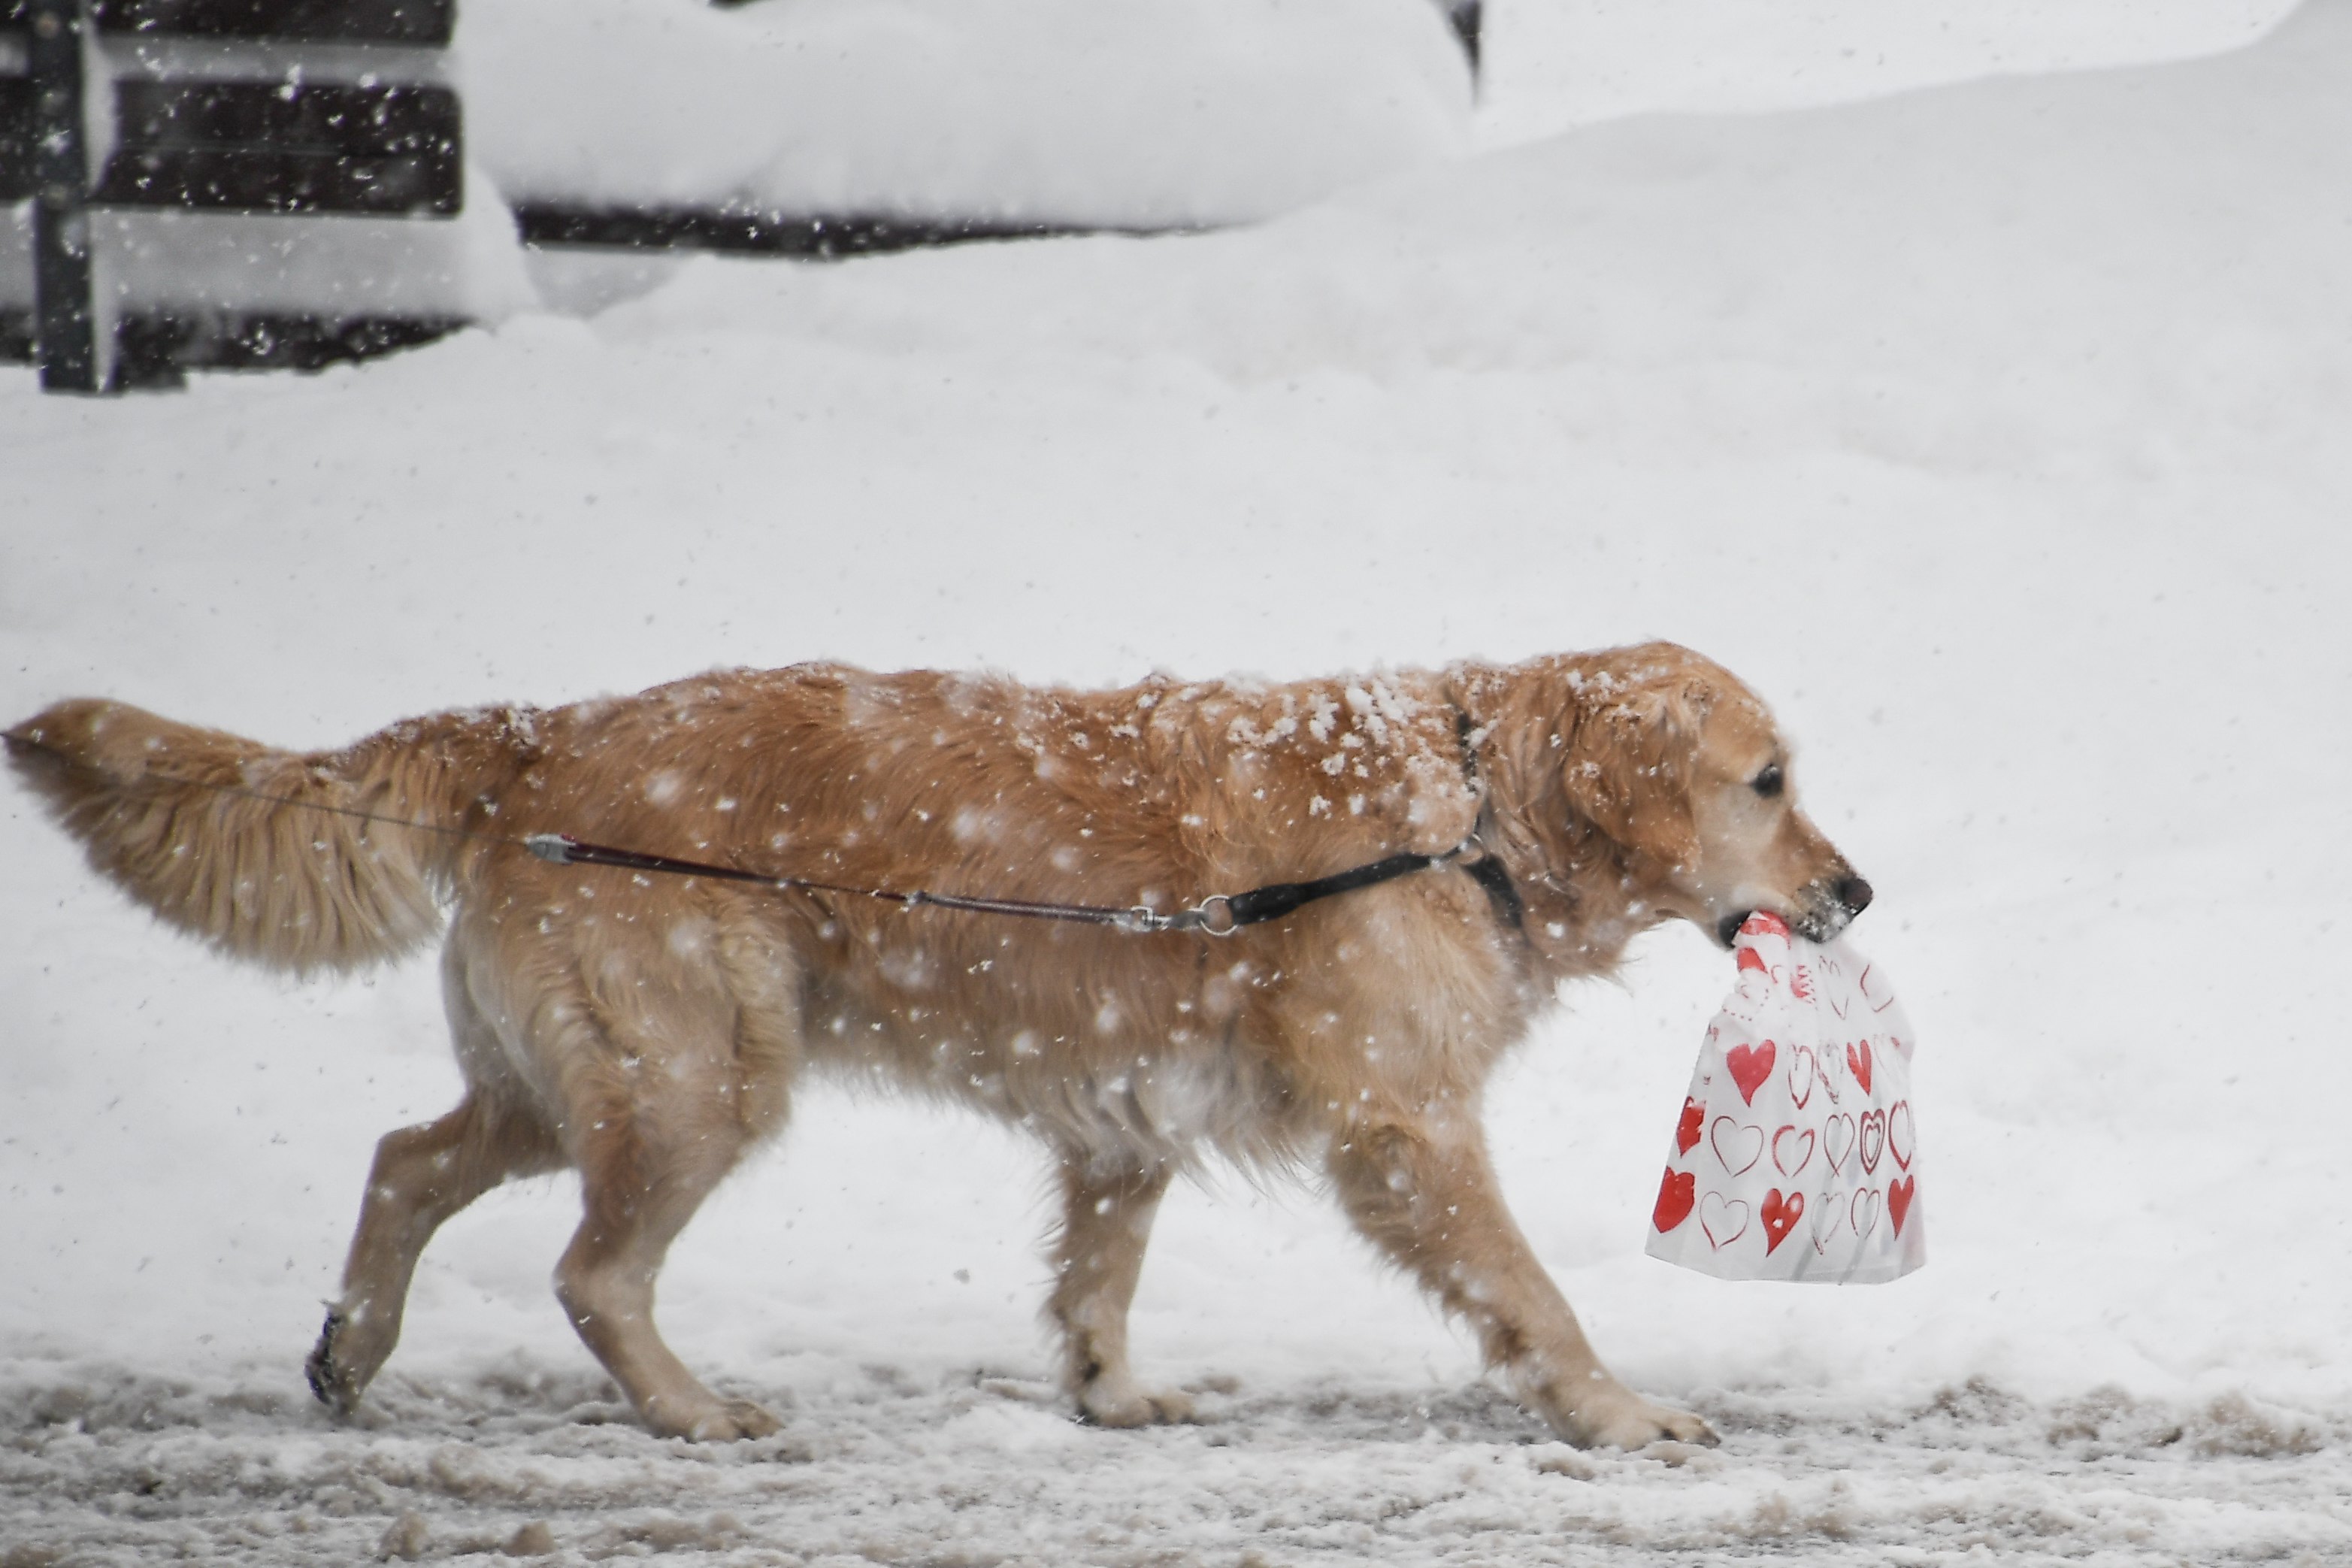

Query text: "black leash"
[8, 731, 1492, 939]
[523, 831, 1478, 937]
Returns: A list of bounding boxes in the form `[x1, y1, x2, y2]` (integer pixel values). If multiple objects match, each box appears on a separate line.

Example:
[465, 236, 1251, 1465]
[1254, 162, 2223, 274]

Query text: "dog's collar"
[1451, 706, 1530, 939]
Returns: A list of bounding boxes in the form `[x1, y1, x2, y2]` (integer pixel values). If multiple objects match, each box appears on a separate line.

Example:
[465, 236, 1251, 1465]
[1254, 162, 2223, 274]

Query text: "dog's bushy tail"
[5, 698, 533, 973]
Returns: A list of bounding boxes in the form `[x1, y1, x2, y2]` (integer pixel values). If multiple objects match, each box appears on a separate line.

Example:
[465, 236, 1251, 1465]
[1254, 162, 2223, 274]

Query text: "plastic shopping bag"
[1645, 911, 1923, 1283]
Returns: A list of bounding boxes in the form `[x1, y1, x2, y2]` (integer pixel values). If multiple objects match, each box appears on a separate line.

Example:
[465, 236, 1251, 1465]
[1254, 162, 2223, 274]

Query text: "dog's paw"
[1553, 1383, 1718, 1451]
[304, 1309, 362, 1417]
[1077, 1379, 1196, 1428]
[681, 1398, 784, 1442]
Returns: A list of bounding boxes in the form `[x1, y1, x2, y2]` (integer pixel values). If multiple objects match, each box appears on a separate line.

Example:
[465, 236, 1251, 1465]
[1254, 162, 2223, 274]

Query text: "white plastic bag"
[1645, 912, 1923, 1283]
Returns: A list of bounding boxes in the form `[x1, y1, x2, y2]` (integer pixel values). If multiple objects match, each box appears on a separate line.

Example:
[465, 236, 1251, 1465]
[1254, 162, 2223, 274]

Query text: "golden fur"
[5, 641, 1868, 1449]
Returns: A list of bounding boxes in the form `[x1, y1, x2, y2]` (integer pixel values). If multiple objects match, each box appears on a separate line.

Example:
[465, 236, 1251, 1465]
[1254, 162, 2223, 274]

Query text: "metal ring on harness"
[1186, 894, 1240, 937]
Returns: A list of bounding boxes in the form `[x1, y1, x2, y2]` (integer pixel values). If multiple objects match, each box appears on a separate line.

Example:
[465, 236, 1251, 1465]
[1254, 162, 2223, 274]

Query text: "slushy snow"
[3, 2, 2348, 1563]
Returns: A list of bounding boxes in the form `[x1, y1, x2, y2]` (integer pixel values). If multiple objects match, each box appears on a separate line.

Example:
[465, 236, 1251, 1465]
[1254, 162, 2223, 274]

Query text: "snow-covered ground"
[5, 3, 2351, 1563]
[1478, 0, 2297, 143]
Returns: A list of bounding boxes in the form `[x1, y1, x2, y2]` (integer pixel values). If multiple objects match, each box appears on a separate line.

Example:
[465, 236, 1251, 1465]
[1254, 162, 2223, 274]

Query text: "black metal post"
[28, 0, 95, 393]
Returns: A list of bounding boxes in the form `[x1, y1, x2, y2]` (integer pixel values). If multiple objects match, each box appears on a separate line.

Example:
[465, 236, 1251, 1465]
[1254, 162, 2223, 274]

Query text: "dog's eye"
[1751, 764, 1784, 798]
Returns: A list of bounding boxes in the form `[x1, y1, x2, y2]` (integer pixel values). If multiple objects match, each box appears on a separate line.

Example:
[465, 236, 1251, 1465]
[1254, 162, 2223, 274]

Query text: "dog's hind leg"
[307, 1091, 562, 1415]
[552, 1102, 779, 1442]
[1046, 1158, 1191, 1426]
[308, 936, 565, 1415]
[514, 899, 798, 1442]
[1328, 1118, 1716, 1451]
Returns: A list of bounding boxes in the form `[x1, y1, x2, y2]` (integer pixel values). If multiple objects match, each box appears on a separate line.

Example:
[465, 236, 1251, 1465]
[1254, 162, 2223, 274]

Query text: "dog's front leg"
[1046, 1158, 1192, 1427]
[1327, 1119, 1715, 1450]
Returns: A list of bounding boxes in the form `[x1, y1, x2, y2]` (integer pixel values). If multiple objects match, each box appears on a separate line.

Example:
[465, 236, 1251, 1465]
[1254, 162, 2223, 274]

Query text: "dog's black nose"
[1837, 875, 1874, 916]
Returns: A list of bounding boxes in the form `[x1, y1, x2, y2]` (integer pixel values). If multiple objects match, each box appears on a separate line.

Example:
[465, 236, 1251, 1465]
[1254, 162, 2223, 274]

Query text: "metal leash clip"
[1167, 894, 1242, 937]
[1112, 894, 1241, 937]
[525, 833, 578, 864]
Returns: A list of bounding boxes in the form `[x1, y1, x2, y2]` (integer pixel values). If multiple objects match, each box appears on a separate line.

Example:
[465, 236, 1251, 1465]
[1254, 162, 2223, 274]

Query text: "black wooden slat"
[0, 76, 32, 201]
[95, 80, 460, 213]
[110, 309, 462, 386]
[116, 79, 456, 158]
[2, 0, 453, 45]
[512, 204, 1134, 260]
[95, 144, 458, 212]
[11, 310, 464, 383]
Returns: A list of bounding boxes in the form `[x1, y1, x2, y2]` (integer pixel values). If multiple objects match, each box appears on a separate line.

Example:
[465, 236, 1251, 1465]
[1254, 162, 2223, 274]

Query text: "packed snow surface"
[5, 2, 2351, 1563]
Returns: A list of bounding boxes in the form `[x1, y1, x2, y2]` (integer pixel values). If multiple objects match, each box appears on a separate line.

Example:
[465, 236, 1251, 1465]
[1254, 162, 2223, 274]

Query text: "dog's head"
[1553, 643, 1870, 948]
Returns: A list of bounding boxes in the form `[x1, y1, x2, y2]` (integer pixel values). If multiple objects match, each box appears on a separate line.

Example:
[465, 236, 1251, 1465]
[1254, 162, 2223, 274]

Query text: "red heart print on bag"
[1846, 1040, 1874, 1096]
[1760, 1188, 1804, 1255]
[1711, 1117, 1764, 1176]
[1737, 946, 1769, 976]
[1811, 1190, 1847, 1253]
[1700, 1192, 1750, 1249]
[1887, 1101, 1915, 1170]
[1675, 1097, 1704, 1155]
[1772, 1125, 1815, 1179]
[1653, 1167, 1695, 1233]
[1887, 1174, 1916, 1237]
[1859, 1109, 1886, 1174]
[1790, 964, 1814, 1002]
[1824, 1114, 1857, 1174]
[1849, 1187, 1882, 1242]
[1786, 1046, 1817, 1109]
[1727, 1040, 1777, 1104]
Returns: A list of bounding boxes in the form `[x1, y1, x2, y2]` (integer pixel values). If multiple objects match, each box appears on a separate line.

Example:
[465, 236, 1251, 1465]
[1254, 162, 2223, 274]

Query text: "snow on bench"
[475, 0, 1476, 258]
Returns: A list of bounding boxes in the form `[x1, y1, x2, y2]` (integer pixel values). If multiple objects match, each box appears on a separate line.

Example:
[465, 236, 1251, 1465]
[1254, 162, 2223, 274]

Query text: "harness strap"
[530, 702, 1526, 937]
[1452, 704, 1529, 936]
[1459, 852, 1527, 933]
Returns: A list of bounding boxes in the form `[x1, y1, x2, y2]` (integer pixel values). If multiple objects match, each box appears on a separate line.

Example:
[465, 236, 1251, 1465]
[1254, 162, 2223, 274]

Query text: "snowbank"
[458, 0, 1473, 226]
[1479, 0, 2299, 144]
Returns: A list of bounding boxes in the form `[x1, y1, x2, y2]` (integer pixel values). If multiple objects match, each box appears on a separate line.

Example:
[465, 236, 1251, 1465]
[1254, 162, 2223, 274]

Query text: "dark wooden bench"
[2, 0, 462, 391]
[6, 0, 1483, 384]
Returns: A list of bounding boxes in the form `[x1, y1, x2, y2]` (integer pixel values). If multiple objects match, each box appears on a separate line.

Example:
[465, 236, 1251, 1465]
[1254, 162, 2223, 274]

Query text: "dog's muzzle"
[1717, 875, 1873, 949]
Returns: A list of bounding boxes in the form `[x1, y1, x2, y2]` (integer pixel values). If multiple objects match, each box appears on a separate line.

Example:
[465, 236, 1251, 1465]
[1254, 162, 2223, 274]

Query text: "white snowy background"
[4, 0, 2348, 1562]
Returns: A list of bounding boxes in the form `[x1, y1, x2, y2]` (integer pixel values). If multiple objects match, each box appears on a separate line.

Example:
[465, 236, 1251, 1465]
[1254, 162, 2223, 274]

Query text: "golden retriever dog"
[5, 640, 1870, 1450]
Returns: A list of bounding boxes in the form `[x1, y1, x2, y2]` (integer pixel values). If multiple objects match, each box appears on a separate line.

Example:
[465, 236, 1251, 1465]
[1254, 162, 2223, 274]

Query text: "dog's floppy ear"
[1561, 683, 1709, 871]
